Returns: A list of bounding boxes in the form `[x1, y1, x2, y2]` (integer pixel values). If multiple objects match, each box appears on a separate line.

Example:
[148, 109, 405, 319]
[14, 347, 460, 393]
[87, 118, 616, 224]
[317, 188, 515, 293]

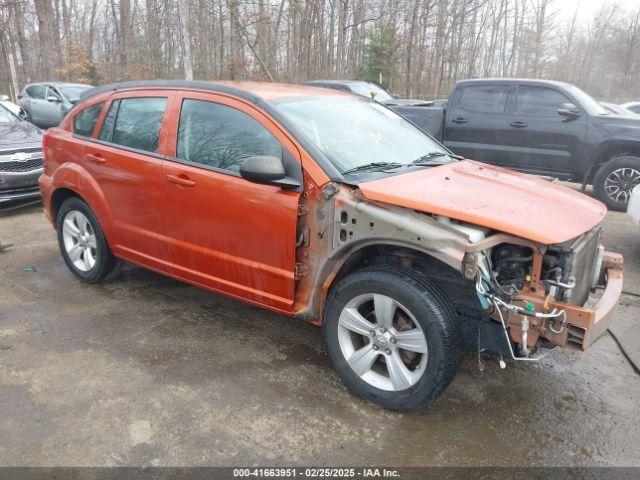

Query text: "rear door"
[162, 91, 302, 312]
[505, 84, 587, 176]
[82, 90, 175, 271]
[443, 83, 512, 163]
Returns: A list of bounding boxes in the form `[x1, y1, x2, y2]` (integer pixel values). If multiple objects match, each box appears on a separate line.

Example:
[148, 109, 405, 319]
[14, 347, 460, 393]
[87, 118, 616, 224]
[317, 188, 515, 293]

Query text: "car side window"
[176, 99, 282, 173]
[459, 85, 508, 113]
[516, 86, 570, 116]
[45, 86, 62, 101]
[26, 85, 46, 100]
[110, 97, 167, 152]
[73, 102, 105, 137]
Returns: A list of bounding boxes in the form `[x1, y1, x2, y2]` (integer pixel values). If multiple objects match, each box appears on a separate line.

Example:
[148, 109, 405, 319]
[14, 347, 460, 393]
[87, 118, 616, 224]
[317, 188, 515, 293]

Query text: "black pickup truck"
[395, 78, 640, 210]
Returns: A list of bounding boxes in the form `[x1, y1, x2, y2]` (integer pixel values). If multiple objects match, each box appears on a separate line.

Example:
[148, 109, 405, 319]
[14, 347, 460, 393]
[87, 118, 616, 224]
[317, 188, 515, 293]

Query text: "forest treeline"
[1, 0, 639, 102]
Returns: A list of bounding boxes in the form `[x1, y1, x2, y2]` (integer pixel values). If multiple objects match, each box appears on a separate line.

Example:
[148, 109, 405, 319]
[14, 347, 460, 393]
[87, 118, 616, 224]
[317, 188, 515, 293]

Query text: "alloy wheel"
[604, 167, 640, 204]
[61, 210, 98, 272]
[337, 293, 428, 391]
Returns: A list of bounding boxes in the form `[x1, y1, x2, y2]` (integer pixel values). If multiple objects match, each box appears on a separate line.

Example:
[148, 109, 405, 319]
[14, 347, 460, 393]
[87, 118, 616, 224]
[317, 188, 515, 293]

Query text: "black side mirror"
[18, 108, 29, 121]
[558, 102, 581, 119]
[240, 155, 300, 189]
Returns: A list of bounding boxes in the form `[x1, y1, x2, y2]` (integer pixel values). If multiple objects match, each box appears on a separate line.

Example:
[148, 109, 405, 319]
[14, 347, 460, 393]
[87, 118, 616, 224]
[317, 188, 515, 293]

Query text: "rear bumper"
[506, 251, 623, 350]
[38, 173, 53, 224]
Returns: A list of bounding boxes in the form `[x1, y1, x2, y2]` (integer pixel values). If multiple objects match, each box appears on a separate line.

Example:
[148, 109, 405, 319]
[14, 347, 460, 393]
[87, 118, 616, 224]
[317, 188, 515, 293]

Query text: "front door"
[83, 92, 174, 271]
[505, 84, 587, 176]
[162, 92, 301, 312]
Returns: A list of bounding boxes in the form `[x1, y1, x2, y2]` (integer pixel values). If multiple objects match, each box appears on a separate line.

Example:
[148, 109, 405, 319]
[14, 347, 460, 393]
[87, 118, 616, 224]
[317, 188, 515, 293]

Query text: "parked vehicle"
[600, 101, 635, 116]
[620, 101, 640, 114]
[399, 78, 640, 211]
[40, 81, 622, 411]
[0, 94, 27, 118]
[0, 103, 43, 206]
[18, 82, 92, 128]
[627, 185, 640, 228]
[305, 80, 447, 140]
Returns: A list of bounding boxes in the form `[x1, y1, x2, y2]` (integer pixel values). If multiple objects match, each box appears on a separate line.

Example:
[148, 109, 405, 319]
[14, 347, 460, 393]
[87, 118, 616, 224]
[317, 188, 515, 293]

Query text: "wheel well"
[588, 142, 640, 183]
[50, 188, 80, 226]
[331, 245, 460, 289]
[328, 244, 487, 347]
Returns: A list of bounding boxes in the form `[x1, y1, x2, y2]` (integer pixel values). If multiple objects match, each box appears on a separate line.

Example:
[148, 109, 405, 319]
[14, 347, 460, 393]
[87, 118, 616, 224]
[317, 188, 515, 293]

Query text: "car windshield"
[0, 104, 17, 123]
[566, 85, 608, 115]
[59, 85, 91, 101]
[275, 96, 455, 174]
[348, 83, 394, 102]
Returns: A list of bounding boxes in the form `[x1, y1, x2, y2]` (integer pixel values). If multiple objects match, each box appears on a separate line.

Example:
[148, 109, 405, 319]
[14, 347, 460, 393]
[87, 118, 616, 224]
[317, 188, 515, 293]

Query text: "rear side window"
[110, 97, 167, 152]
[176, 99, 282, 173]
[516, 86, 571, 116]
[26, 85, 46, 100]
[459, 85, 508, 113]
[73, 102, 104, 137]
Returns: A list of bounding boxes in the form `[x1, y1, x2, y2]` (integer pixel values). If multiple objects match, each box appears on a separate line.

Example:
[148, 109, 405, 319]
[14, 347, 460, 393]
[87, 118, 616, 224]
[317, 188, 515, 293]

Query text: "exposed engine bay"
[472, 227, 607, 360]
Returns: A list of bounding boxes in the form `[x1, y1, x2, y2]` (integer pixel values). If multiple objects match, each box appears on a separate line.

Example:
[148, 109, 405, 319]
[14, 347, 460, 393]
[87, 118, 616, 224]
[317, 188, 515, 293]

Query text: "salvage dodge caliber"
[39, 81, 623, 411]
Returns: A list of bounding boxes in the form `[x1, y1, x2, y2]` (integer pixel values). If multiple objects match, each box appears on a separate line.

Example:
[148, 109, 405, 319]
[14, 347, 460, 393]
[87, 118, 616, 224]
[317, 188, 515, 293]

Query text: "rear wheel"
[323, 265, 462, 411]
[593, 155, 640, 211]
[56, 197, 118, 283]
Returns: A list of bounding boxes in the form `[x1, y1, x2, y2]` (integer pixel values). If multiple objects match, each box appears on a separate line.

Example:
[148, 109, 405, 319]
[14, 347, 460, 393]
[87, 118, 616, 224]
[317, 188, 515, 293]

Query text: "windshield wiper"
[409, 151, 462, 166]
[342, 162, 403, 174]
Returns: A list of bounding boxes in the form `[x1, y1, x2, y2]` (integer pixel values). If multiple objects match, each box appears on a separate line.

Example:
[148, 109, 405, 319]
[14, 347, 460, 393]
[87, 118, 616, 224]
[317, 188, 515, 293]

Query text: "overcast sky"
[556, 0, 638, 23]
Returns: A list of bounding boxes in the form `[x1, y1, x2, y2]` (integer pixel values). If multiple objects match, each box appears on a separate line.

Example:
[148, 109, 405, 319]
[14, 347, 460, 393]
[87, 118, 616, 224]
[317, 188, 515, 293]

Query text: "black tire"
[593, 155, 640, 211]
[323, 265, 462, 411]
[56, 196, 118, 283]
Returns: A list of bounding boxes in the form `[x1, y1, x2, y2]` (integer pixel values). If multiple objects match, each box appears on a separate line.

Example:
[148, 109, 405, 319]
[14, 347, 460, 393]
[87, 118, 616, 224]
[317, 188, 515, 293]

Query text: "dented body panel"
[359, 160, 607, 245]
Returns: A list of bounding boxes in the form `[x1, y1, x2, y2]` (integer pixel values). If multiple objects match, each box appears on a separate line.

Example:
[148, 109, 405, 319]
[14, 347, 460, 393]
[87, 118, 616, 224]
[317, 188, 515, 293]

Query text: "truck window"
[459, 85, 508, 113]
[516, 86, 570, 116]
[176, 99, 282, 173]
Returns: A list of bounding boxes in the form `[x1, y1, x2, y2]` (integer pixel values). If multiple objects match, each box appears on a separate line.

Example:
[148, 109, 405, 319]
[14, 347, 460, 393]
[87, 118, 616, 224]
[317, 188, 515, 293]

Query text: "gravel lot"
[0, 188, 639, 467]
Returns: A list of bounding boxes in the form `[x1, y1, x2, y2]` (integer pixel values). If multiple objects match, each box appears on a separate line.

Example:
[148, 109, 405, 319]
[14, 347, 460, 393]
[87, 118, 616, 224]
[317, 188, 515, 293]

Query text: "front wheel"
[323, 265, 462, 411]
[593, 155, 640, 211]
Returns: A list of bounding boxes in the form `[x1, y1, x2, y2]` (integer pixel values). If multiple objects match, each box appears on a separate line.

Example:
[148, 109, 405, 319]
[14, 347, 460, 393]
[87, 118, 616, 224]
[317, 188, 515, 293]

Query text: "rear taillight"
[17, 94, 22, 100]
[42, 130, 49, 171]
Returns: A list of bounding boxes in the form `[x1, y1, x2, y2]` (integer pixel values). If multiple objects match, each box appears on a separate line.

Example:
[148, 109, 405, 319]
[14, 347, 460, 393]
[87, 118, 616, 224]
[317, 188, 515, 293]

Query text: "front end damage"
[294, 181, 623, 361]
[472, 233, 623, 355]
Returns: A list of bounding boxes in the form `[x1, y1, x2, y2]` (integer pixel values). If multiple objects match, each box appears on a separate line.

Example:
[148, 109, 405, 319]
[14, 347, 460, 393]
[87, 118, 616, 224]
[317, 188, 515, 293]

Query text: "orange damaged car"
[39, 81, 623, 411]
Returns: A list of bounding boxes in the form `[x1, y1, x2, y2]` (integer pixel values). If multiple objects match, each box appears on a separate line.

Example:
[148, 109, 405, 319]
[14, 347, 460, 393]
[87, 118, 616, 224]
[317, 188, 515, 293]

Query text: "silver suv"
[18, 82, 92, 128]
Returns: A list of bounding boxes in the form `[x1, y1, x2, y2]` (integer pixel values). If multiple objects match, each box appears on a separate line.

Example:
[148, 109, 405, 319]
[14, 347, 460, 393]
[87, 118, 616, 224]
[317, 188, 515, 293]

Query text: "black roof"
[455, 78, 574, 89]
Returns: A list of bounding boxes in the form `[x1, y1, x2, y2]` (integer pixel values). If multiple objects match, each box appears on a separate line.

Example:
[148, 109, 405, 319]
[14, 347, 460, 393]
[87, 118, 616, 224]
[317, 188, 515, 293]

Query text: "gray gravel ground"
[0, 191, 638, 467]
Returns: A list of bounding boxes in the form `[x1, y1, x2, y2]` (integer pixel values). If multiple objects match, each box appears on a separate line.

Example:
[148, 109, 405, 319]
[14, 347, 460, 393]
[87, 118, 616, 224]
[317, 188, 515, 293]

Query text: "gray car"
[18, 82, 92, 128]
[0, 103, 43, 207]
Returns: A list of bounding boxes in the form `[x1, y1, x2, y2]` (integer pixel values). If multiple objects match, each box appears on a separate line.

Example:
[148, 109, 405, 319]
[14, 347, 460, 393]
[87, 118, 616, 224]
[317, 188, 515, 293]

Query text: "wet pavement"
[0, 199, 638, 467]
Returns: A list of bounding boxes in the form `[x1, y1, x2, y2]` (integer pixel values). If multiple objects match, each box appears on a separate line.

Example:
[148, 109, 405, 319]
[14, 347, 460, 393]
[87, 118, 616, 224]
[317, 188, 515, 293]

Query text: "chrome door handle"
[166, 174, 196, 187]
[452, 117, 467, 124]
[510, 121, 528, 128]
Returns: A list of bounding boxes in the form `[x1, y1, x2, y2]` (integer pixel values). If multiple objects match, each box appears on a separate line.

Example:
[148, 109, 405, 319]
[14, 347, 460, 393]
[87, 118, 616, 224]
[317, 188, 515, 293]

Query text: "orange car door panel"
[162, 93, 301, 311]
